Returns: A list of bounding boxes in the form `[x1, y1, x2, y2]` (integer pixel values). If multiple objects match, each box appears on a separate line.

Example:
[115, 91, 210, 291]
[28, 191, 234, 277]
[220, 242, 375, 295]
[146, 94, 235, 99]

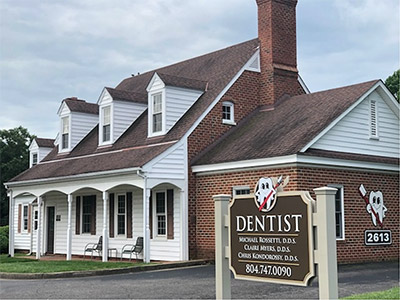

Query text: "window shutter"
[18, 204, 22, 233]
[127, 192, 133, 238]
[149, 192, 153, 239]
[109, 193, 114, 238]
[75, 196, 81, 235]
[91, 196, 96, 235]
[27, 204, 32, 233]
[167, 189, 174, 239]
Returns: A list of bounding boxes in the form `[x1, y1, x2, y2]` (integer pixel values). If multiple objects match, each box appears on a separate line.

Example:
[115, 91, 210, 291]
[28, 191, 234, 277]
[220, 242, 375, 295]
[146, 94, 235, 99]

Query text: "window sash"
[103, 124, 111, 142]
[62, 133, 69, 149]
[153, 113, 162, 133]
[34, 210, 38, 231]
[62, 117, 69, 134]
[32, 153, 38, 166]
[153, 94, 162, 114]
[222, 105, 231, 120]
[116, 194, 126, 235]
[155, 192, 166, 236]
[103, 106, 111, 125]
[23, 205, 28, 231]
[82, 198, 92, 234]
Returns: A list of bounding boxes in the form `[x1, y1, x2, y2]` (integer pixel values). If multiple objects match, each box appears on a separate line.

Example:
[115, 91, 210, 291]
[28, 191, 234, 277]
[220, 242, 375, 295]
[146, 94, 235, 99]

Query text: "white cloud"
[0, 0, 398, 138]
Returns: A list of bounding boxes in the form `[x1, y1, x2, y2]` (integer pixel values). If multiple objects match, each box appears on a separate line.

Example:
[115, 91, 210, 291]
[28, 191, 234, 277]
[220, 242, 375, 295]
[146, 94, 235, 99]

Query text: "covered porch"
[7, 171, 188, 263]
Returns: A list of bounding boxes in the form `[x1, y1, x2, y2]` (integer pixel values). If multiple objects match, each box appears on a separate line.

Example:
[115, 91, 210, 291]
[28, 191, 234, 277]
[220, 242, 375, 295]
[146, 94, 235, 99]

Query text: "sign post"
[214, 194, 231, 300]
[314, 187, 338, 300]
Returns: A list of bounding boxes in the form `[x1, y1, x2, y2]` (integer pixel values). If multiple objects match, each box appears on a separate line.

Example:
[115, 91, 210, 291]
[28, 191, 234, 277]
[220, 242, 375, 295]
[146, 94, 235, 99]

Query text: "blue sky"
[0, 0, 398, 138]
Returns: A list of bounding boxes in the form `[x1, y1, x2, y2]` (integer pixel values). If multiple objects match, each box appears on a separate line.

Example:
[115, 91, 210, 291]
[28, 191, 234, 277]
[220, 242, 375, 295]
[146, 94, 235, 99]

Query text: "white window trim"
[33, 208, 38, 231]
[232, 186, 251, 197]
[222, 101, 236, 125]
[369, 99, 379, 140]
[115, 193, 127, 237]
[328, 184, 345, 241]
[148, 91, 166, 137]
[59, 115, 71, 152]
[80, 194, 96, 235]
[152, 189, 167, 239]
[22, 204, 29, 233]
[31, 152, 38, 167]
[99, 104, 113, 146]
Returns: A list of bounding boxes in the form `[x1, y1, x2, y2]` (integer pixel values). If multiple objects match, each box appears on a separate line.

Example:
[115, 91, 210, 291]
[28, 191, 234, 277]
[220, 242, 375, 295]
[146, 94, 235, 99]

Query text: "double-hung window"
[152, 93, 163, 133]
[102, 106, 111, 142]
[32, 153, 38, 166]
[61, 116, 69, 149]
[155, 192, 166, 236]
[329, 185, 345, 240]
[82, 195, 96, 234]
[117, 194, 126, 235]
[23, 205, 28, 231]
[34, 210, 38, 230]
[222, 101, 235, 125]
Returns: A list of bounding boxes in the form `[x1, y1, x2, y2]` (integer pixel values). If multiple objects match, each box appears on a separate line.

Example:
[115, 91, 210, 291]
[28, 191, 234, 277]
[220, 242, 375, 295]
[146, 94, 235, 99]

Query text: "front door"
[46, 207, 55, 254]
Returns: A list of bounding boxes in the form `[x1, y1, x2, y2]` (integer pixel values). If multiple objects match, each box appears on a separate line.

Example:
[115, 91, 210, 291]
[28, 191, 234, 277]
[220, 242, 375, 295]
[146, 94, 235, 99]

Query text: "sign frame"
[228, 191, 315, 286]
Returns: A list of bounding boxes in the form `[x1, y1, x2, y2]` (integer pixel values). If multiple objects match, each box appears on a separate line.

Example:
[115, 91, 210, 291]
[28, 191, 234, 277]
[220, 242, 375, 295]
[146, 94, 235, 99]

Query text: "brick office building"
[7, 0, 399, 264]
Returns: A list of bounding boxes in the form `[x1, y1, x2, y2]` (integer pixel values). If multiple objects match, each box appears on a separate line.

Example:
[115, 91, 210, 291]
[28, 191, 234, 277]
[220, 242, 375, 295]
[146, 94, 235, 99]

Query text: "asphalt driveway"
[0, 260, 398, 299]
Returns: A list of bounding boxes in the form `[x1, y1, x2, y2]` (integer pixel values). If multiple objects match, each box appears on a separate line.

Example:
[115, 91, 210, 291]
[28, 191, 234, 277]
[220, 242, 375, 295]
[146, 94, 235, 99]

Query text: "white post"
[36, 196, 42, 260]
[214, 194, 231, 300]
[8, 190, 14, 257]
[66, 194, 72, 260]
[102, 191, 109, 262]
[314, 187, 339, 300]
[143, 187, 151, 263]
[180, 189, 188, 261]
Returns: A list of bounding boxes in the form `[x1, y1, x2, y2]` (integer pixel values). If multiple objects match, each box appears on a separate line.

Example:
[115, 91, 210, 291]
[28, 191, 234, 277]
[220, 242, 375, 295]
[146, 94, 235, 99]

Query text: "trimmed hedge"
[0, 226, 9, 254]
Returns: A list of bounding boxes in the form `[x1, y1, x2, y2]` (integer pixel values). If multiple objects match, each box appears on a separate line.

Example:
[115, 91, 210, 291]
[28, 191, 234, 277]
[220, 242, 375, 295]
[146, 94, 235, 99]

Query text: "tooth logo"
[254, 176, 289, 212]
[359, 184, 387, 227]
[367, 191, 387, 227]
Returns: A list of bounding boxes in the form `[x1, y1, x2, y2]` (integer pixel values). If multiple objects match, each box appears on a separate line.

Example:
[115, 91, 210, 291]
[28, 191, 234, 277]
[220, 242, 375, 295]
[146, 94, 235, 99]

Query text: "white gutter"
[5, 167, 142, 188]
[192, 154, 399, 175]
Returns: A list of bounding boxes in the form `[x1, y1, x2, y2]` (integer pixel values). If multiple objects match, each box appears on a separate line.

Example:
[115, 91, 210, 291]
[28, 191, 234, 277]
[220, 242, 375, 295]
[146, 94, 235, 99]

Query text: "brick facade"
[193, 166, 399, 263]
[187, 70, 260, 258]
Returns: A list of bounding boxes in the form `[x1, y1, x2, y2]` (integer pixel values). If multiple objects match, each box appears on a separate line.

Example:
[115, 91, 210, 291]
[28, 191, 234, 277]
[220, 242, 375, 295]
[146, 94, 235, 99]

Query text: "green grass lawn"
[343, 287, 399, 300]
[0, 254, 144, 273]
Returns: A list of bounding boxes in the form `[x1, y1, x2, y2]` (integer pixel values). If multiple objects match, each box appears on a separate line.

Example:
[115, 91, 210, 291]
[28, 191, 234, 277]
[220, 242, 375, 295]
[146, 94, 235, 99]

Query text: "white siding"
[145, 142, 186, 180]
[70, 112, 98, 149]
[165, 86, 203, 132]
[13, 195, 36, 250]
[113, 101, 147, 142]
[311, 91, 400, 158]
[39, 147, 53, 162]
[149, 186, 181, 261]
[150, 75, 165, 91]
[98, 89, 113, 106]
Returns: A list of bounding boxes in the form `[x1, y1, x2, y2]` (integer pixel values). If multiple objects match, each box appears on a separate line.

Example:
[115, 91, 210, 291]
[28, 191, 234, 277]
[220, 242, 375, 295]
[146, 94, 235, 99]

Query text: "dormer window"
[222, 101, 235, 125]
[61, 116, 69, 149]
[152, 93, 163, 133]
[102, 106, 111, 142]
[32, 153, 38, 166]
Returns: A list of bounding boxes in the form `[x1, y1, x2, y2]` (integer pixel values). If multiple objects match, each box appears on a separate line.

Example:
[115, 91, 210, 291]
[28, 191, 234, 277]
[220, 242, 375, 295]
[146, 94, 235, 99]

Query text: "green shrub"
[0, 226, 9, 254]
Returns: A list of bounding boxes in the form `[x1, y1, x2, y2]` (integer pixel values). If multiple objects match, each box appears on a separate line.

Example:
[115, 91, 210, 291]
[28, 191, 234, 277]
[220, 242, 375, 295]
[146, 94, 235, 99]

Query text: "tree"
[0, 127, 35, 226]
[384, 69, 399, 102]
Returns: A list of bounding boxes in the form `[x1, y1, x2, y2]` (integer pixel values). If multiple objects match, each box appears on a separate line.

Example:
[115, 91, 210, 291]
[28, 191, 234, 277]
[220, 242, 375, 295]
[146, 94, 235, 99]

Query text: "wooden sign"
[229, 191, 315, 286]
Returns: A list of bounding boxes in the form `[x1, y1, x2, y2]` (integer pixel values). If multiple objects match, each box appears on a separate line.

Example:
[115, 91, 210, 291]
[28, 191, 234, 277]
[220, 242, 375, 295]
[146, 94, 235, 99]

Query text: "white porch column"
[8, 190, 14, 257]
[143, 187, 151, 263]
[102, 191, 109, 262]
[36, 196, 42, 260]
[66, 194, 73, 260]
[180, 189, 188, 260]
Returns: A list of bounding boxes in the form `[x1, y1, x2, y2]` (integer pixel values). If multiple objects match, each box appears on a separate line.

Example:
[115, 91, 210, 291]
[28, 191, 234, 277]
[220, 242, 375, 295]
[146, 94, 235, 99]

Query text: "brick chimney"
[256, 0, 303, 106]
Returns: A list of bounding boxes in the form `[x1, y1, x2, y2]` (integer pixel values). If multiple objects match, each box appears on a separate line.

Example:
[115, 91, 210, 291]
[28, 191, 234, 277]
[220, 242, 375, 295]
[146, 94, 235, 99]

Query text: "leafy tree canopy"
[384, 69, 399, 102]
[0, 127, 35, 226]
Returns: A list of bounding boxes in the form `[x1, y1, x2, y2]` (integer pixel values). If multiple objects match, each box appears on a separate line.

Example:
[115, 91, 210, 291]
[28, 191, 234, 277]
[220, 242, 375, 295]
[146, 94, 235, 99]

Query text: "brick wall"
[187, 70, 260, 258]
[194, 166, 399, 263]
